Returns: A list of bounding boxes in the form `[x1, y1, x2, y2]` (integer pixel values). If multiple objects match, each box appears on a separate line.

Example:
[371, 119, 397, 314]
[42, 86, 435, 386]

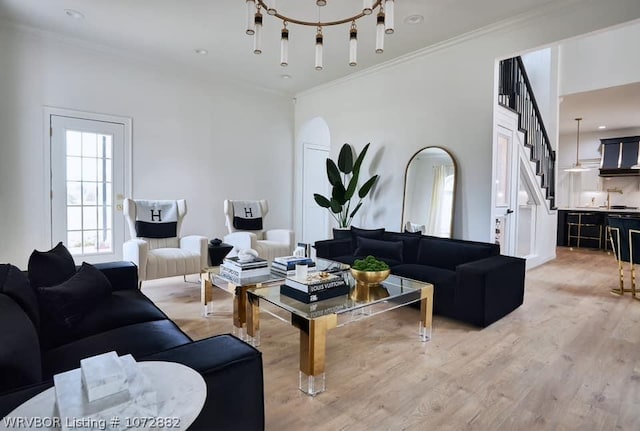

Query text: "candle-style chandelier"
[245, 1, 395, 70]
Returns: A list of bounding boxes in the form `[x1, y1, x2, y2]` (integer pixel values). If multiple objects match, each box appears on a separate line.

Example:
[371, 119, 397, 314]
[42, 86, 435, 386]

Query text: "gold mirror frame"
[400, 146, 457, 237]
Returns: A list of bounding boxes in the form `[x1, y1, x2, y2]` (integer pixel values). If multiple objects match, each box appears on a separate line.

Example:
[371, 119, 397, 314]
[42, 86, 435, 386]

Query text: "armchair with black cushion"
[123, 198, 207, 284]
[223, 199, 294, 261]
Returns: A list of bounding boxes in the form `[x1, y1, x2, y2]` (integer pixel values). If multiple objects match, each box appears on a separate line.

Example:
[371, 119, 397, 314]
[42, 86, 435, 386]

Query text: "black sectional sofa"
[0, 260, 264, 430]
[315, 227, 526, 327]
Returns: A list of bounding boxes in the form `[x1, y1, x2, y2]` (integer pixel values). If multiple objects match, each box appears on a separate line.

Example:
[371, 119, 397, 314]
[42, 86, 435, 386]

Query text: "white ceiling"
[559, 82, 640, 135]
[2, 0, 636, 133]
[0, 0, 562, 95]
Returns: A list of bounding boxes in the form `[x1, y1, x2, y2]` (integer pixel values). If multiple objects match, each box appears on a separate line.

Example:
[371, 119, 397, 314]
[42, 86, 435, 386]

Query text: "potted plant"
[313, 143, 379, 234]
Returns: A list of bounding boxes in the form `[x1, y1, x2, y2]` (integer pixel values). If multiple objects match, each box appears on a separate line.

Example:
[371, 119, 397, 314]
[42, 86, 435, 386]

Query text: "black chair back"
[607, 216, 640, 263]
[628, 218, 640, 265]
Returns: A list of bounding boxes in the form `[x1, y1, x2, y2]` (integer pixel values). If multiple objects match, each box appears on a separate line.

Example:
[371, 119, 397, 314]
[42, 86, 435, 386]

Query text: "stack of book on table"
[220, 256, 270, 283]
[271, 255, 316, 276]
[280, 271, 349, 303]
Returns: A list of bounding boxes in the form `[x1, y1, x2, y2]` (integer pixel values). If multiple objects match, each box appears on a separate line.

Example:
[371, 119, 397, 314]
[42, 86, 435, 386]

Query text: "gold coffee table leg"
[292, 314, 337, 396]
[246, 293, 261, 346]
[419, 284, 434, 341]
[200, 271, 214, 317]
[232, 285, 252, 340]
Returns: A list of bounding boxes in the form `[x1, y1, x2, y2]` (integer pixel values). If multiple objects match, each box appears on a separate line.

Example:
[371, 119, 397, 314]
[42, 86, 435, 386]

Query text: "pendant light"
[315, 27, 323, 71]
[565, 118, 591, 172]
[280, 23, 289, 66]
[244, 1, 394, 69]
[375, 9, 385, 53]
[349, 22, 358, 66]
[253, 6, 263, 54]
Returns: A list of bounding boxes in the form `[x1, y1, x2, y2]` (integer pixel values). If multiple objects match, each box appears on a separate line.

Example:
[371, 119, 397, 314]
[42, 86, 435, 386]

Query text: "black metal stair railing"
[499, 56, 556, 209]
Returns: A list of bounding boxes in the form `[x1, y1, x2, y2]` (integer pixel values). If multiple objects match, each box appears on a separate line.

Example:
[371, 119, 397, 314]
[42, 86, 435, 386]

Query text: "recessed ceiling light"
[281, 74, 292, 79]
[64, 9, 84, 19]
[598, 125, 607, 129]
[404, 14, 424, 25]
[194, 49, 208, 55]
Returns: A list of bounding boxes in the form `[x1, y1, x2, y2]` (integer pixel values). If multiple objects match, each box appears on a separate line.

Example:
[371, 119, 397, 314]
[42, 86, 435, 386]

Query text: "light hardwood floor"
[143, 247, 640, 430]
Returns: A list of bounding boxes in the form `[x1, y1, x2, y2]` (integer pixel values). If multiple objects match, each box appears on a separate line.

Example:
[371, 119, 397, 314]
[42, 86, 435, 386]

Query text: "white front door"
[49, 113, 129, 263]
[302, 144, 329, 245]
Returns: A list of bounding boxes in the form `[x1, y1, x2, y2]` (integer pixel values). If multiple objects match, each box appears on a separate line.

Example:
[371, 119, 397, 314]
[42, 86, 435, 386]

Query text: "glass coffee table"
[246, 269, 434, 396]
[200, 267, 283, 340]
[201, 259, 350, 340]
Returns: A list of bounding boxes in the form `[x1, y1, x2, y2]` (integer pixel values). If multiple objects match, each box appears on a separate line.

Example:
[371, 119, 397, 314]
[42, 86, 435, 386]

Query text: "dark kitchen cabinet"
[557, 209, 640, 249]
[599, 136, 640, 176]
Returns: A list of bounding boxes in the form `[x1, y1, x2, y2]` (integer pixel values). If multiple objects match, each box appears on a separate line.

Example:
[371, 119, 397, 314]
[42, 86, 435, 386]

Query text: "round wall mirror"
[401, 147, 457, 238]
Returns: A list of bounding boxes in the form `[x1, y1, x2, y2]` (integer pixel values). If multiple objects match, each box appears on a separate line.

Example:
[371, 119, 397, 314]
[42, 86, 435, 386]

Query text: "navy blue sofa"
[315, 228, 526, 327]
[0, 261, 264, 430]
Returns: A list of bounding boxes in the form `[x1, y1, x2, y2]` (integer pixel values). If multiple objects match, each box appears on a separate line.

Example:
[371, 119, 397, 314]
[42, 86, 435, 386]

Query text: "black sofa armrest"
[314, 238, 352, 259]
[140, 334, 264, 431]
[455, 255, 525, 327]
[0, 380, 53, 419]
[94, 261, 138, 291]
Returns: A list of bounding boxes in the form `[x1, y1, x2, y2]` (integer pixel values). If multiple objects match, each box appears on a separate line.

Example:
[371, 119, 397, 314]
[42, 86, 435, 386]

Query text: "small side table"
[208, 242, 233, 266]
[0, 361, 206, 431]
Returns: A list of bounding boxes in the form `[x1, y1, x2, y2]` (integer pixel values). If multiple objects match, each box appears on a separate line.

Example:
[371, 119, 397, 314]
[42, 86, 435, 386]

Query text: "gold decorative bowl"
[350, 283, 390, 302]
[350, 268, 390, 288]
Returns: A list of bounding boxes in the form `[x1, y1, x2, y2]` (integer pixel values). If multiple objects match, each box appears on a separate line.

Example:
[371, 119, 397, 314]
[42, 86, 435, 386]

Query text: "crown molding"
[295, 0, 582, 99]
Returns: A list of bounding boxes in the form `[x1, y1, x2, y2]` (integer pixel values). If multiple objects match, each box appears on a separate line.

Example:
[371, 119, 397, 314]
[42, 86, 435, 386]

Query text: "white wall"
[521, 47, 560, 149]
[0, 25, 294, 267]
[294, 0, 640, 242]
[559, 20, 640, 96]
[521, 48, 552, 128]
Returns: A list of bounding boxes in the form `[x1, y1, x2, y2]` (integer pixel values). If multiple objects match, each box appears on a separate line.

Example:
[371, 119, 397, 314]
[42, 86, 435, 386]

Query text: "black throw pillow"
[354, 237, 404, 262]
[387, 233, 422, 264]
[0, 264, 40, 328]
[37, 262, 112, 329]
[28, 242, 76, 289]
[350, 226, 385, 250]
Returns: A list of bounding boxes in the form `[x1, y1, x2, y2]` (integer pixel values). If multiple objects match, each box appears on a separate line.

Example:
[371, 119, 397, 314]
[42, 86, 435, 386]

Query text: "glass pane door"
[51, 115, 126, 263]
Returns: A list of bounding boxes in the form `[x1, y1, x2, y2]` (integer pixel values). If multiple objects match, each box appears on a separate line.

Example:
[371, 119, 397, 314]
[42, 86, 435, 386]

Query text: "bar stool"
[607, 215, 640, 299]
[629, 222, 640, 300]
[567, 212, 602, 249]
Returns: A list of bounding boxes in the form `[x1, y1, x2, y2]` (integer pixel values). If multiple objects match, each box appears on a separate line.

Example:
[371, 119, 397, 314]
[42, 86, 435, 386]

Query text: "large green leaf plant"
[313, 143, 379, 228]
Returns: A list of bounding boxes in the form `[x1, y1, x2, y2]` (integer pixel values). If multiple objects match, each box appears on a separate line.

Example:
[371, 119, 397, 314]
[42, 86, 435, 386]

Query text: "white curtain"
[427, 165, 446, 235]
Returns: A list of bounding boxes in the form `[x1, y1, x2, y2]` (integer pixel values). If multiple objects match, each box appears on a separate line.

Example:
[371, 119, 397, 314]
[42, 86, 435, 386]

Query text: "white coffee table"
[0, 361, 206, 430]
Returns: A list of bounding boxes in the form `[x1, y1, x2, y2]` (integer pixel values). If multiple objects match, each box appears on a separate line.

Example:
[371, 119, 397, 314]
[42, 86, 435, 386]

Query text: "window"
[65, 131, 113, 255]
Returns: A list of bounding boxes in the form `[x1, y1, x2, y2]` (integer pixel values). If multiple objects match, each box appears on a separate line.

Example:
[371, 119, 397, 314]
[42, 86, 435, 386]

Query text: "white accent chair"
[123, 198, 208, 285]
[223, 199, 294, 261]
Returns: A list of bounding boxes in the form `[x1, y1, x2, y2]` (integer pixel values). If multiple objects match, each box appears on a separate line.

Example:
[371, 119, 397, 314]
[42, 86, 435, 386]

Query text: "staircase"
[498, 56, 556, 209]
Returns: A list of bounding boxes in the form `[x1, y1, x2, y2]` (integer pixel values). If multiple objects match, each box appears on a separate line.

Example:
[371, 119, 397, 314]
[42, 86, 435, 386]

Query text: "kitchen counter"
[559, 207, 640, 213]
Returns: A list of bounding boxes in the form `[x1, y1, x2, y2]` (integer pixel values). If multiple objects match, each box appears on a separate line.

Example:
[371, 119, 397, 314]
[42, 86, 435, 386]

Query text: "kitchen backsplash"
[578, 176, 640, 208]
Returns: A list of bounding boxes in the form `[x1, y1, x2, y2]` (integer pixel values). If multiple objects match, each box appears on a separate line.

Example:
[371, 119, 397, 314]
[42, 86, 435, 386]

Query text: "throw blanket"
[232, 201, 263, 231]
[134, 200, 178, 238]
